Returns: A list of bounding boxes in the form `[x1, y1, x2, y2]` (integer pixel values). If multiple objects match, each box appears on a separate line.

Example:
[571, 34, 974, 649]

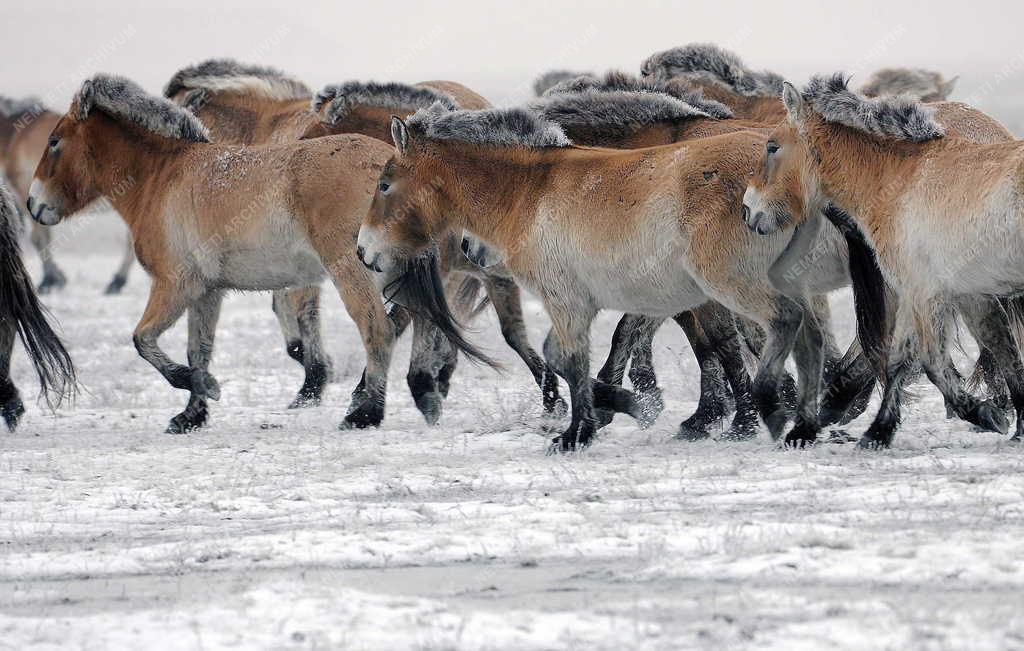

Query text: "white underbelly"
[582, 258, 707, 316]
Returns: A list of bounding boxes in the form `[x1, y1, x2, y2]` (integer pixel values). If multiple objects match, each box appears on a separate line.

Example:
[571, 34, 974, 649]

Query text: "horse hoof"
[37, 272, 67, 295]
[783, 421, 820, 448]
[287, 392, 322, 410]
[720, 411, 760, 441]
[857, 426, 892, 450]
[103, 274, 127, 295]
[2, 396, 25, 432]
[969, 401, 1009, 435]
[191, 371, 221, 401]
[340, 402, 383, 430]
[635, 389, 664, 429]
[166, 409, 208, 434]
[675, 424, 710, 442]
[414, 391, 444, 426]
[763, 410, 790, 441]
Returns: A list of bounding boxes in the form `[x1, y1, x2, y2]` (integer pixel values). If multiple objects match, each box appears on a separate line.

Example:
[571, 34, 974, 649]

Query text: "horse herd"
[2, 43, 1022, 453]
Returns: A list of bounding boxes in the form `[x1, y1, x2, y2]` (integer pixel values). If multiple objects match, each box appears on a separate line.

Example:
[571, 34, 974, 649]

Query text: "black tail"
[824, 205, 889, 380]
[0, 185, 76, 404]
[383, 253, 500, 369]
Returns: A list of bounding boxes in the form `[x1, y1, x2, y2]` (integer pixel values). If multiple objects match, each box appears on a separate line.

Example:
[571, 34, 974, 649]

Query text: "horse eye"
[48, 137, 60, 149]
[766, 141, 780, 155]
[378, 180, 391, 194]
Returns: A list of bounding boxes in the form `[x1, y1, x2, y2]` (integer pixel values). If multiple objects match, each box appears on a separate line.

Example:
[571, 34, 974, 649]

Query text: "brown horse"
[27, 74, 399, 433]
[1, 96, 135, 294]
[743, 74, 1024, 447]
[640, 44, 788, 123]
[0, 178, 75, 429]
[358, 104, 851, 450]
[165, 60, 563, 422]
[859, 68, 957, 102]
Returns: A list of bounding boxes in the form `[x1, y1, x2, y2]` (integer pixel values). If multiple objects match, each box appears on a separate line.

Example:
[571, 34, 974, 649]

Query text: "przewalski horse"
[532, 70, 594, 97]
[26, 74, 401, 433]
[640, 44, 788, 123]
[163, 59, 340, 411]
[0, 179, 75, 430]
[357, 104, 849, 450]
[1, 96, 135, 294]
[306, 80, 565, 419]
[859, 68, 957, 102]
[742, 74, 1024, 447]
[166, 61, 563, 423]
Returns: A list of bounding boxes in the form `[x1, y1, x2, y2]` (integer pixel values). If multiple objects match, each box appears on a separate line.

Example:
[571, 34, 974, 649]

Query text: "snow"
[2, 213, 1023, 651]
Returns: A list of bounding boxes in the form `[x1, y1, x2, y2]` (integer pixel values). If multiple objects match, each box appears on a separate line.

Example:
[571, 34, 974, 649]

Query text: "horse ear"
[940, 76, 958, 99]
[391, 116, 410, 156]
[781, 82, 805, 126]
[75, 80, 95, 122]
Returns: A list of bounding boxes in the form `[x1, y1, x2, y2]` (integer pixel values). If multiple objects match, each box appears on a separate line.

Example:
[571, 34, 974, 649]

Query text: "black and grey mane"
[407, 102, 570, 148]
[163, 58, 311, 103]
[859, 68, 956, 102]
[313, 81, 459, 125]
[532, 70, 593, 96]
[545, 70, 733, 119]
[641, 44, 784, 97]
[531, 89, 714, 137]
[78, 75, 211, 143]
[801, 74, 944, 142]
[0, 96, 45, 118]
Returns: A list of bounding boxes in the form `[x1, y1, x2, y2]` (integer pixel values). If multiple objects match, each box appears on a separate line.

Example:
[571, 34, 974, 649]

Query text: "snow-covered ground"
[2, 214, 1023, 651]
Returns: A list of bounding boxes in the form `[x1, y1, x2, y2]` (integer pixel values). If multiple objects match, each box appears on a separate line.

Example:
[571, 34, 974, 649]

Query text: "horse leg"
[484, 276, 564, 414]
[351, 305, 412, 400]
[812, 295, 843, 386]
[133, 282, 220, 431]
[675, 306, 735, 440]
[30, 222, 66, 294]
[738, 315, 798, 409]
[167, 290, 223, 433]
[283, 286, 332, 409]
[271, 289, 304, 365]
[858, 312, 916, 449]
[103, 228, 135, 294]
[751, 297, 803, 439]
[595, 314, 663, 427]
[819, 337, 877, 427]
[956, 296, 1023, 439]
[0, 322, 24, 431]
[406, 316, 447, 425]
[542, 306, 598, 451]
[782, 299, 826, 446]
[330, 269, 395, 430]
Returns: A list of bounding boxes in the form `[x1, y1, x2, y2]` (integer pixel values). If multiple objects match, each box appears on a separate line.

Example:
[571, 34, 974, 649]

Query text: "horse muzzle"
[26, 180, 62, 226]
[355, 225, 390, 273]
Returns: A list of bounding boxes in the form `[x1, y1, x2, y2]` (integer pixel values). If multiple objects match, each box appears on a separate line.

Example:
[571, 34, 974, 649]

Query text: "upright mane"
[407, 102, 570, 148]
[544, 70, 733, 119]
[77, 74, 211, 143]
[859, 68, 956, 102]
[531, 89, 715, 138]
[313, 81, 459, 126]
[532, 70, 593, 96]
[163, 58, 311, 103]
[641, 44, 784, 97]
[801, 74, 944, 142]
[0, 96, 45, 118]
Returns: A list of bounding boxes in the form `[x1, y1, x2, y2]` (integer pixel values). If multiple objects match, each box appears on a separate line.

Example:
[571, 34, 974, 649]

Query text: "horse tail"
[0, 185, 76, 404]
[449, 274, 491, 321]
[384, 254, 500, 369]
[824, 205, 889, 380]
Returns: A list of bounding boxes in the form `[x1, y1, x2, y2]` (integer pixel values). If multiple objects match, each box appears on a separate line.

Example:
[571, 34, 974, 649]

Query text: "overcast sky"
[5, 0, 1024, 116]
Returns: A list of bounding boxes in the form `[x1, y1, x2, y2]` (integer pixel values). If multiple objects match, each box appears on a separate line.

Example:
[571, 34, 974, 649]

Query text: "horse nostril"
[356, 245, 365, 261]
[460, 238, 470, 254]
[741, 204, 750, 222]
[26, 197, 34, 214]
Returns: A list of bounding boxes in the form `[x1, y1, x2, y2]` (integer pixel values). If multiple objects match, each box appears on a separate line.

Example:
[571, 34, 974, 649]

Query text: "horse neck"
[328, 105, 402, 143]
[427, 141, 556, 248]
[805, 121, 910, 238]
[83, 114, 192, 228]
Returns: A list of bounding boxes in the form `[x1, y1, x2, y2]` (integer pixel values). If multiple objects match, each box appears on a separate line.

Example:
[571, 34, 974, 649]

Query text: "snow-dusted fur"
[859, 68, 956, 102]
[531, 89, 713, 135]
[799, 74, 944, 142]
[313, 81, 458, 125]
[532, 70, 593, 96]
[163, 58, 310, 101]
[0, 96, 44, 118]
[544, 70, 733, 119]
[77, 75, 210, 143]
[407, 102, 570, 148]
[641, 44, 784, 97]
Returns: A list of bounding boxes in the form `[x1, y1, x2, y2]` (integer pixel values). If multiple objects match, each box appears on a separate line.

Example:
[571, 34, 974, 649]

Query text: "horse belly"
[585, 259, 706, 317]
[211, 213, 325, 290]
